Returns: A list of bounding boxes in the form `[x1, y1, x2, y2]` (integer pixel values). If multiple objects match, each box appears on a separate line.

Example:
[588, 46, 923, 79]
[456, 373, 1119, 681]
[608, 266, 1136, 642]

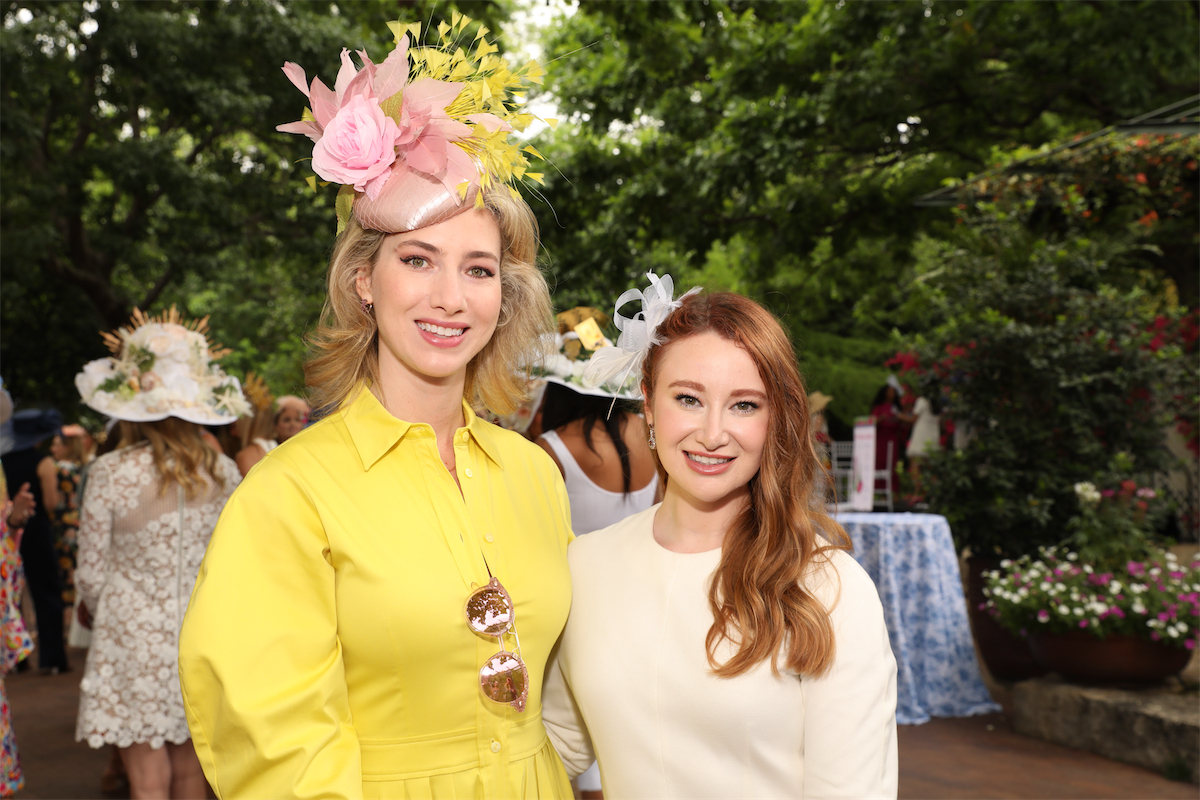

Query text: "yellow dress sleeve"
[179, 454, 362, 800]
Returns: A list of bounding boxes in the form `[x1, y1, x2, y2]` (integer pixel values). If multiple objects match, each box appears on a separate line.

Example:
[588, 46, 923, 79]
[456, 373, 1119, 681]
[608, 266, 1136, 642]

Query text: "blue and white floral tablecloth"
[835, 512, 1001, 725]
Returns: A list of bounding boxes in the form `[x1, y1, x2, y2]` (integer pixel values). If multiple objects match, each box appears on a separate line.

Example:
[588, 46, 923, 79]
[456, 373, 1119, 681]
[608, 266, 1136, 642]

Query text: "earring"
[648, 426, 656, 450]
[360, 297, 374, 315]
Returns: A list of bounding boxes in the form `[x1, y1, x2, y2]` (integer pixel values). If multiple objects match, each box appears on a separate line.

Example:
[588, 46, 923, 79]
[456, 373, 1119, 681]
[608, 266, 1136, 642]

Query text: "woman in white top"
[535, 377, 658, 797]
[73, 309, 246, 799]
[536, 379, 659, 537]
[543, 286, 898, 799]
[905, 396, 941, 500]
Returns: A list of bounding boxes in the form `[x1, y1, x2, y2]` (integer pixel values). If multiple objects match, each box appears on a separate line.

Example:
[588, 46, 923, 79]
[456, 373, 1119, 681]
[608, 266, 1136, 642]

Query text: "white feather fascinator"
[581, 272, 701, 398]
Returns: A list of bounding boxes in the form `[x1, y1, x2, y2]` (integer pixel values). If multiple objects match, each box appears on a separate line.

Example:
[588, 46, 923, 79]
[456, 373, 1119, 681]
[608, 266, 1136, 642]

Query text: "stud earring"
[360, 297, 374, 315]
[648, 426, 656, 450]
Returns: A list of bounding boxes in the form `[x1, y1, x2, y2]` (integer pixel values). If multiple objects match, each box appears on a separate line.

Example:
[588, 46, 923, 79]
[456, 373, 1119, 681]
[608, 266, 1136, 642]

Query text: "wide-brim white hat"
[75, 308, 249, 426]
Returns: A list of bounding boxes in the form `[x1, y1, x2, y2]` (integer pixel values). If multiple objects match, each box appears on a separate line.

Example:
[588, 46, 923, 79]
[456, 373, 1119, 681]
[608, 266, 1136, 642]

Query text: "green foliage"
[529, 0, 1197, 422]
[944, 130, 1200, 306]
[894, 215, 1190, 557]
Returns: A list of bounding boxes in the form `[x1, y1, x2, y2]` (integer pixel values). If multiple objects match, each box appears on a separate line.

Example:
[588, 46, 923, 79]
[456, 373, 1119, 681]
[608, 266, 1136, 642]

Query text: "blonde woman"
[179, 19, 573, 799]
[544, 285, 898, 799]
[73, 309, 246, 799]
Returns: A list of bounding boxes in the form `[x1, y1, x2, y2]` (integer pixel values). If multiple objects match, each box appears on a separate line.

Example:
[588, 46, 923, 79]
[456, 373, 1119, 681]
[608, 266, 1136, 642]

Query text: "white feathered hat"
[75, 307, 249, 426]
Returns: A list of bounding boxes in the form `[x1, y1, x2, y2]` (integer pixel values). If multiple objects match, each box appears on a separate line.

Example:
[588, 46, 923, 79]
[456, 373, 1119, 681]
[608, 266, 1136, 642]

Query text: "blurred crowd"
[0, 371, 310, 797]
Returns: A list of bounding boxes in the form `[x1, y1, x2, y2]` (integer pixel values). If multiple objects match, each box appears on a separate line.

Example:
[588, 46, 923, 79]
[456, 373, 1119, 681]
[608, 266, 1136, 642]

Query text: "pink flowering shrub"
[983, 546, 1200, 649]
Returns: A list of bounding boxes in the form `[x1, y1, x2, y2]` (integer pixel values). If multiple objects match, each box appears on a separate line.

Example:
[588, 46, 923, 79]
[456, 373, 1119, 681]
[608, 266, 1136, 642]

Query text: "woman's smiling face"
[357, 208, 503, 389]
[645, 331, 769, 513]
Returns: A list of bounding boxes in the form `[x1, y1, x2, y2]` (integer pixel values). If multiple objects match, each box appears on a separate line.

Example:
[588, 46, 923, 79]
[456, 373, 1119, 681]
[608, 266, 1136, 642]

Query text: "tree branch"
[139, 263, 177, 310]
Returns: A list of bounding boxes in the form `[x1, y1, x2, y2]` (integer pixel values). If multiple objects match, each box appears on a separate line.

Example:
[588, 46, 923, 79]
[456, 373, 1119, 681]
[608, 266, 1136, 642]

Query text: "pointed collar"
[340, 385, 506, 472]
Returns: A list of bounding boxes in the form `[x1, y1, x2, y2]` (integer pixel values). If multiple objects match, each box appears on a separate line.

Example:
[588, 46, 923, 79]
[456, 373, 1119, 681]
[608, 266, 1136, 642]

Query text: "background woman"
[179, 20, 573, 799]
[870, 382, 915, 500]
[537, 378, 659, 536]
[0, 384, 36, 797]
[271, 395, 309, 445]
[73, 308, 246, 800]
[1, 408, 68, 675]
[49, 424, 93, 633]
[535, 375, 659, 799]
[544, 286, 897, 799]
[905, 395, 941, 501]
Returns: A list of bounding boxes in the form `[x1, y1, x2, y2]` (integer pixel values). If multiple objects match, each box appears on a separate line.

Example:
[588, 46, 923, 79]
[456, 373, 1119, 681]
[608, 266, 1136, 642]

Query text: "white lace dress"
[75, 444, 240, 749]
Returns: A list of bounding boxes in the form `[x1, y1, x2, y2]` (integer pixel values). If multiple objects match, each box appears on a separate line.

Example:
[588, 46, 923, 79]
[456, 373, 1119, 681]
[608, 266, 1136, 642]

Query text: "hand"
[77, 601, 93, 630]
[7, 483, 34, 528]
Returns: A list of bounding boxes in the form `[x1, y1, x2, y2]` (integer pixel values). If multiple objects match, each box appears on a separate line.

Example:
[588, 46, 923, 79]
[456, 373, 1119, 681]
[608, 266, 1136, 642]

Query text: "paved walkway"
[5, 648, 1196, 799]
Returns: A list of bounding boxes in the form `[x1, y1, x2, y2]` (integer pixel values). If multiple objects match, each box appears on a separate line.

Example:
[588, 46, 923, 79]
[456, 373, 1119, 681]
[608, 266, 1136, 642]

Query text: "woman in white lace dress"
[72, 308, 247, 799]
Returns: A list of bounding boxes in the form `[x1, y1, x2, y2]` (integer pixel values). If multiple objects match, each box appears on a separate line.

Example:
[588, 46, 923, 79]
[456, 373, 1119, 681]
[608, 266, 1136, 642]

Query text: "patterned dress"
[75, 445, 239, 749]
[0, 467, 36, 797]
[52, 461, 82, 606]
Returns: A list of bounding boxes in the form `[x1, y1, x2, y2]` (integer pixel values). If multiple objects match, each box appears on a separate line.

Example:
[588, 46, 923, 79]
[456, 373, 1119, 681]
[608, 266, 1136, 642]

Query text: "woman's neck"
[372, 362, 467, 447]
[653, 485, 749, 554]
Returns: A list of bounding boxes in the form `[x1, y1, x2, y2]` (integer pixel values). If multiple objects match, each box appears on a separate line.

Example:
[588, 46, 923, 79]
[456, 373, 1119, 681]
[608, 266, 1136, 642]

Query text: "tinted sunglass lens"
[480, 652, 527, 707]
[467, 588, 513, 636]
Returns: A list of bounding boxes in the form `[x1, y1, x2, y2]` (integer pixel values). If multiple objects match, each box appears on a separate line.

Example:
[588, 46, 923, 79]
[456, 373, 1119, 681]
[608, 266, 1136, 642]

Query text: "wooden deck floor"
[5, 649, 1196, 799]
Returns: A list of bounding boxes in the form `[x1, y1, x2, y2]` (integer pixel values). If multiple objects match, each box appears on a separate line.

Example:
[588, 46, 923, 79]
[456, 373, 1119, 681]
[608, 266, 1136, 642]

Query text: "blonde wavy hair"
[305, 189, 552, 415]
[642, 292, 851, 679]
[117, 418, 227, 500]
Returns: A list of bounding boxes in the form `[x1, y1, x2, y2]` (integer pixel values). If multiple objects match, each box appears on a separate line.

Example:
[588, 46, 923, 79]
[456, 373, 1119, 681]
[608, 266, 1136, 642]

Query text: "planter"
[1028, 630, 1192, 683]
[964, 556, 1049, 681]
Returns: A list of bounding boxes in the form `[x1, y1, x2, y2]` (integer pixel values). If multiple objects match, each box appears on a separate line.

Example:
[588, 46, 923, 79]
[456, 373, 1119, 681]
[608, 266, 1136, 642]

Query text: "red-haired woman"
[544, 286, 898, 799]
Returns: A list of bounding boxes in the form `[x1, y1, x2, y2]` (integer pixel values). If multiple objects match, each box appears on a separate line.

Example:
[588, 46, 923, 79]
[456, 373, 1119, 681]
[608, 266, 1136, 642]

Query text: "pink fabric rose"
[311, 94, 400, 199]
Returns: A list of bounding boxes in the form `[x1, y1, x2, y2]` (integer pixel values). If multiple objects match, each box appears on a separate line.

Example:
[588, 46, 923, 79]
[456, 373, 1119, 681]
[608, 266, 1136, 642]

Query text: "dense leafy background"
[533, 0, 1198, 423]
[2, 0, 1197, 440]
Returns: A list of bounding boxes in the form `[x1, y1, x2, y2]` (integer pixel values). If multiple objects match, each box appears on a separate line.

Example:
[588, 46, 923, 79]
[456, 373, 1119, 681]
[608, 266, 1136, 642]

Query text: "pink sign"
[850, 422, 877, 511]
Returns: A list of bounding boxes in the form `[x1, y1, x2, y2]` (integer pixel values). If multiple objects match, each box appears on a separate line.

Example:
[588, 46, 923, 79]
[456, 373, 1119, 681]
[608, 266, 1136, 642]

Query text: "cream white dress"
[75, 445, 240, 748]
[543, 505, 898, 799]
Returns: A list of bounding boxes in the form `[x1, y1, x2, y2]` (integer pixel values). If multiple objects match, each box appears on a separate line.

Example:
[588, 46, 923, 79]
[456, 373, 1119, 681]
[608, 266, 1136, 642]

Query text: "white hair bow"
[582, 272, 701, 398]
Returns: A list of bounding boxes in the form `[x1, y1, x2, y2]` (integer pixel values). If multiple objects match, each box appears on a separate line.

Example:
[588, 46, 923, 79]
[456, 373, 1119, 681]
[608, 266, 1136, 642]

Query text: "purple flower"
[1158, 612, 1171, 622]
[1127, 562, 1145, 576]
[1079, 620, 1089, 628]
[1037, 610, 1050, 622]
[1186, 639, 1196, 650]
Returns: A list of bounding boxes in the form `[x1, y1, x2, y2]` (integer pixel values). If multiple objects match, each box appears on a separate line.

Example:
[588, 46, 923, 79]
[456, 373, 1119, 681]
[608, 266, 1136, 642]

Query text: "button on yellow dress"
[179, 387, 574, 799]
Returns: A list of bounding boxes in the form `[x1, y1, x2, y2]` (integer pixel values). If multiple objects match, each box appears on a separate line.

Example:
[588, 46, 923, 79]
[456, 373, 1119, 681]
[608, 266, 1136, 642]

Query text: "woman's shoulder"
[212, 452, 241, 481]
[804, 546, 883, 619]
[568, 504, 657, 560]
[93, 444, 144, 470]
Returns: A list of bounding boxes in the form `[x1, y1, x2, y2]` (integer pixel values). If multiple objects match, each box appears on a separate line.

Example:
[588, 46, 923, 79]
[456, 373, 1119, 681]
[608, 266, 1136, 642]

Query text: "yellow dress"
[179, 387, 574, 799]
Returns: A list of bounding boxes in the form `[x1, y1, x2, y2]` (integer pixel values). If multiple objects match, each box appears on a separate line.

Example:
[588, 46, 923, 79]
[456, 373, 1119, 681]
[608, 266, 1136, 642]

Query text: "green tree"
[892, 215, 1191, 557]
[531, 0, 1199, 414]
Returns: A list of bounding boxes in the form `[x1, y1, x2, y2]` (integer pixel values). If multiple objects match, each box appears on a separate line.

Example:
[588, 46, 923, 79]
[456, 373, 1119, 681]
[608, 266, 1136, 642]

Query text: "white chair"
[829, 441, 854, 503]
[874, 440, 895, 512]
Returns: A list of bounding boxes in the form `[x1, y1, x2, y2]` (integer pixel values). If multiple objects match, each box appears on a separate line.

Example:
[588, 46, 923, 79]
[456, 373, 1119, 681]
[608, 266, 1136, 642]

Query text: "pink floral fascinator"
[277, 13, 556, 234]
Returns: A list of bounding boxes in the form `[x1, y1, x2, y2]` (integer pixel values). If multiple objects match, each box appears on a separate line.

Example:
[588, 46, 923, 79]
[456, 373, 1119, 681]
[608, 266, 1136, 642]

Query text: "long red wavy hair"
[642, 292, 850, 678]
